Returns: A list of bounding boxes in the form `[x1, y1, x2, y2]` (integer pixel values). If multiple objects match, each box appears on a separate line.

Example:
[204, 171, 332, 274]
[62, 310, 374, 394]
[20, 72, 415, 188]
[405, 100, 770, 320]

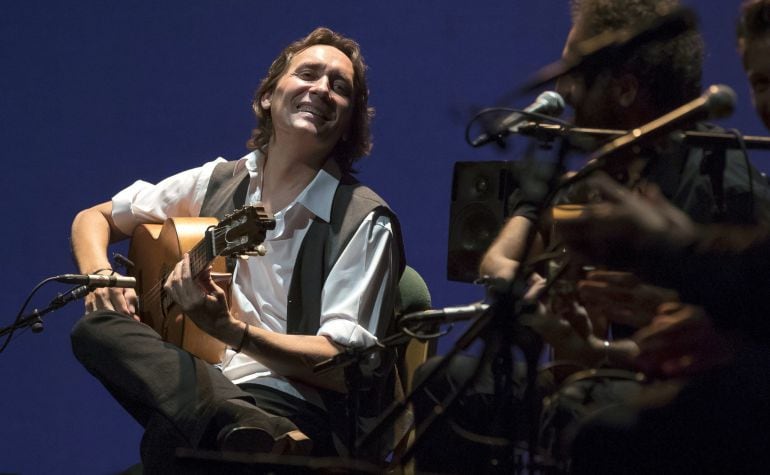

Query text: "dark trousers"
[70, 310, 336, 469]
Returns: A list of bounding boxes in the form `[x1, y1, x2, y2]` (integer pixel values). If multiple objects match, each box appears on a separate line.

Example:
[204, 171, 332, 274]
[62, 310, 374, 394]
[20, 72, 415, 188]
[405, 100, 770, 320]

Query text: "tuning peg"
[238, 244, 267, 259]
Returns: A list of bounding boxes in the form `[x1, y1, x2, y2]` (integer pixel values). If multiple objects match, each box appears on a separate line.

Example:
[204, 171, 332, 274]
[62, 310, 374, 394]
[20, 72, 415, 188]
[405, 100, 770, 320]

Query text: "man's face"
[262, 44, 355, 151]
[556, 24, 624, 129]
[743, 36, 770, 131]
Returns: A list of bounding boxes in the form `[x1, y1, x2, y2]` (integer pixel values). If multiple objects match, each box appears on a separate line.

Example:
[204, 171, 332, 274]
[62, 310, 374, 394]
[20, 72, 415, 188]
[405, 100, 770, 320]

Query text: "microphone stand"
[2, 262, 132, 352]
[356, 139, 573, 473]
[0, 285, 89, 340]
[518, 122, 770, 151]
[351, 296, 503, 464]
[313, 329, 440, 458]
[397, 287, 544, 472]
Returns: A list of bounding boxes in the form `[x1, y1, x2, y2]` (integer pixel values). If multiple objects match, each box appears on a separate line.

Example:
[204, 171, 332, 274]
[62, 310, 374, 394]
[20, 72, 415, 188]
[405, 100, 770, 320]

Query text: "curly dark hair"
[246, 27, 374, 174]
[569, 0, 704, 111]
[738, 0, 770, 53]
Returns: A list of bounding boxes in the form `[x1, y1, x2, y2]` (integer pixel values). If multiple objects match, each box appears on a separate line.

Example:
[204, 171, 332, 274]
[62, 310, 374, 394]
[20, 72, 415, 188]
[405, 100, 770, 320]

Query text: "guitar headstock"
[210, 205, 276, 258]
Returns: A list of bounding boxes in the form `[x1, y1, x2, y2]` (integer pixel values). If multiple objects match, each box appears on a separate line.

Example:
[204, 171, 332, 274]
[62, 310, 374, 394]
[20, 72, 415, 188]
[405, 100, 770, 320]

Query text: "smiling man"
[69, 27, 404, 469]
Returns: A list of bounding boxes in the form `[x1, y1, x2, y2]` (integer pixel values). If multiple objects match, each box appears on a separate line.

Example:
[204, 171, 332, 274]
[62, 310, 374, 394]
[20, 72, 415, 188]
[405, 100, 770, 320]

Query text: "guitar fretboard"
[188, 231, 215, 278]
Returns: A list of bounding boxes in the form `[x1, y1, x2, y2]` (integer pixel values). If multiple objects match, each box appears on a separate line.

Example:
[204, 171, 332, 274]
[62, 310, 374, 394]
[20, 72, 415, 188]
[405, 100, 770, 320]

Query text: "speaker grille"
[447, 161, 514, 282]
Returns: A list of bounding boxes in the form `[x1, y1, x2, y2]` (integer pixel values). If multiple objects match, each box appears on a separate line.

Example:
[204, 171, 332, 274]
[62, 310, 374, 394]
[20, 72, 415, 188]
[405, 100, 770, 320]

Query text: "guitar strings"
[136, 226, 231, 312]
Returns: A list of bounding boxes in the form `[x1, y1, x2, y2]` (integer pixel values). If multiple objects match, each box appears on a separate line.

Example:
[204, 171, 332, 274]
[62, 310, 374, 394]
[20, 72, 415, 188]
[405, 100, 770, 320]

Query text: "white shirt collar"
[244, 150, 341, 222]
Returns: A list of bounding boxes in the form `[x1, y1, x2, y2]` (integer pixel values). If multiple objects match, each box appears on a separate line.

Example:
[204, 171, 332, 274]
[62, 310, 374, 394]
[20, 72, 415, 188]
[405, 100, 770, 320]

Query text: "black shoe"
[217, 424, 313, 456]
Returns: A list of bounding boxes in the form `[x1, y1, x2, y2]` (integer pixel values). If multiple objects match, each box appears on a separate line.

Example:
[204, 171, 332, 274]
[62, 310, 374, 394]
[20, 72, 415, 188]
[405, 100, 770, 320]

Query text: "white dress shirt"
[112, 151, 396, 403]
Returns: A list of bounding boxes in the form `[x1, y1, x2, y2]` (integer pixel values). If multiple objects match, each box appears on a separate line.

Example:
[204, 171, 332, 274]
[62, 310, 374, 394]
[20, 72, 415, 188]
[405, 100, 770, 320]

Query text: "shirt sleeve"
[317, 211, 396, 348]
[111, 158, 227, 235]
[507, 188, 539, 221]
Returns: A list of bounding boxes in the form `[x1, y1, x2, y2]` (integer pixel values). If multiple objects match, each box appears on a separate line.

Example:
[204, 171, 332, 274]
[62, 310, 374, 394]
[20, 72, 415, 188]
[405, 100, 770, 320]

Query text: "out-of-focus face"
[261, 44, 355, 151]
[743, 35, 770, 131]
[556, 24, 625, 129]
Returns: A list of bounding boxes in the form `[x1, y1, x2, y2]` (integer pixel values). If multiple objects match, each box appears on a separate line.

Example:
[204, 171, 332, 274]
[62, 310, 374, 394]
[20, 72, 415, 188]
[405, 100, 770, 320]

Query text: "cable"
[402, 324, 452, 341]
[464, 107, 571, 148]
[0, 276, 60, 353]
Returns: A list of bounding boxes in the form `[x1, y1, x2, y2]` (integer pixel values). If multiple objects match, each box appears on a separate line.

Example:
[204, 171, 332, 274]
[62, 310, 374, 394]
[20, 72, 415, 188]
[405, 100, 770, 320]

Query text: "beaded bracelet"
[234, 323, 250, 353]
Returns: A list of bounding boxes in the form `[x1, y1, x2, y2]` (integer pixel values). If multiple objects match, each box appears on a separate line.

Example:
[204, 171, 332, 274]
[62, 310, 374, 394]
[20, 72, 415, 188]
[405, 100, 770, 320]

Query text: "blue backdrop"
[1, 1, 767, 472]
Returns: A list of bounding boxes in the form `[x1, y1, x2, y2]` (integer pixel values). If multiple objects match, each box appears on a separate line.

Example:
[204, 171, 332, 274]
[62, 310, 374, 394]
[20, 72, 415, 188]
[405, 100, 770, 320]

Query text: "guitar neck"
[183, 205, 275, 278]
[188, 231, 215, 277]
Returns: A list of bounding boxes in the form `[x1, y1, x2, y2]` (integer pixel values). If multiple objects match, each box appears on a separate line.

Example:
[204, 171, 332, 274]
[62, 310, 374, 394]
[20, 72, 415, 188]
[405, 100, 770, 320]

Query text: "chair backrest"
[396, 266, 434, 394]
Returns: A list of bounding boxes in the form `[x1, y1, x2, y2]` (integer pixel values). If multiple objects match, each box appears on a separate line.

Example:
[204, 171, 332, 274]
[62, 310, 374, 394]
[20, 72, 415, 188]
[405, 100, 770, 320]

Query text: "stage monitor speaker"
[447, 161, 516, 282]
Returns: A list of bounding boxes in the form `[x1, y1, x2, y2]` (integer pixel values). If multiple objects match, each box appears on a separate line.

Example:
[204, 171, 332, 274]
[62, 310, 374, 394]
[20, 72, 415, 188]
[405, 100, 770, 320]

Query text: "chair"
[389, 266, 434, 472]
[395, 265, 434, 394]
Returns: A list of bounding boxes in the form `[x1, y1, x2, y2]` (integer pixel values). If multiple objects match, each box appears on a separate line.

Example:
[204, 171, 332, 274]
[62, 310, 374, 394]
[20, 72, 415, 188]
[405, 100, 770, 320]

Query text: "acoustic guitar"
[127, 206, 275, 363]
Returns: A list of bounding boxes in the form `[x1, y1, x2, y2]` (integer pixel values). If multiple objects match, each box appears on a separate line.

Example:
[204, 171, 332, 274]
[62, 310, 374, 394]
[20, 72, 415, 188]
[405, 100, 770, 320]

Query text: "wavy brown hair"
[246, 27, 374, 174]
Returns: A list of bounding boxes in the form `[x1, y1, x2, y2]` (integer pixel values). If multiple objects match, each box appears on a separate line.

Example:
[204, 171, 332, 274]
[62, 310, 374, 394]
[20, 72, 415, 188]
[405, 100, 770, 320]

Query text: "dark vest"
[199, 159, 405, 458]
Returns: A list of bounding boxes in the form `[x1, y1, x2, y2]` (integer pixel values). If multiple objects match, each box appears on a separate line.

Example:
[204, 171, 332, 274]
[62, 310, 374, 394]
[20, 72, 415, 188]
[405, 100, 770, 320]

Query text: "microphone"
[398, 302, 490, 329]
[563, 84, 736, 188]
[472, 91, 565, 147]
[590, 84, 735, 162]
[55, 274, 137, 288]
[316, 302, 489, 374]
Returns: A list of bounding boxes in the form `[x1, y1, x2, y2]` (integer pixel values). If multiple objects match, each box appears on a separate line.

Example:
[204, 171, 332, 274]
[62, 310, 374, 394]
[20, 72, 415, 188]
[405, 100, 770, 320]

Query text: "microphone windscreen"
[397, 266, 432, 315]
[536, 91, 566, 117]
[705, 84, 736, 120]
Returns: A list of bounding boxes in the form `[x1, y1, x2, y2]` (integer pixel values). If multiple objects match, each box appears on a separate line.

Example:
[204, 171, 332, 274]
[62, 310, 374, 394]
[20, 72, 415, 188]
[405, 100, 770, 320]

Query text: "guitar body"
[128, 218, 228, 364]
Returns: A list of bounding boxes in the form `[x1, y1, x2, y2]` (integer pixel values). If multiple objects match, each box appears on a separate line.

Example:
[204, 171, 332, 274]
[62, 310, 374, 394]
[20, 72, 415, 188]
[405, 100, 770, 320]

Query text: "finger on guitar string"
[164, 253, 210, 310]
[195, 265, 225, 298]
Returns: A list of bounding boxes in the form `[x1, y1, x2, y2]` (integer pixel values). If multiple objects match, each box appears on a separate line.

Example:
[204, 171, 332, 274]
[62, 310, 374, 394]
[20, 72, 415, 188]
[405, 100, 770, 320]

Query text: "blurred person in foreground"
[413, 0, 770, 472]
[558, 171, 770, 473]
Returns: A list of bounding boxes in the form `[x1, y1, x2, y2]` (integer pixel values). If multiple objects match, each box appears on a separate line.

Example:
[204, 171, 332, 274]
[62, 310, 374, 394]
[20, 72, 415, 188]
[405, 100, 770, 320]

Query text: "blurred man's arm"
[479, 215, 544, 287]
